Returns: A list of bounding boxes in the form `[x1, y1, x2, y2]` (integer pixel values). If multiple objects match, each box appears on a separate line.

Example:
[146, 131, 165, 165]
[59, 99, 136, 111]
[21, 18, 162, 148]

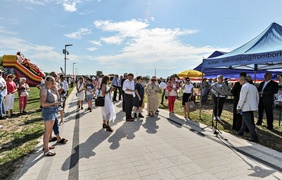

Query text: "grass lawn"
[157, 88, 282, 153]
[0, 84, 75, 180]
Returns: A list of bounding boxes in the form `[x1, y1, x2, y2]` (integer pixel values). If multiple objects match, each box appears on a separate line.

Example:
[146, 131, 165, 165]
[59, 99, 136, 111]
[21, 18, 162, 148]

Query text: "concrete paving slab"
[15, 89, 282, 180]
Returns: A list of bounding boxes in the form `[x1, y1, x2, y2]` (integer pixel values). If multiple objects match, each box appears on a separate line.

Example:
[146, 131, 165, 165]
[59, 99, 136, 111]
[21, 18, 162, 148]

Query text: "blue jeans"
[0, 94, 4, 117]
[239, 111, 258, 140]
[53, 116, 59, 135]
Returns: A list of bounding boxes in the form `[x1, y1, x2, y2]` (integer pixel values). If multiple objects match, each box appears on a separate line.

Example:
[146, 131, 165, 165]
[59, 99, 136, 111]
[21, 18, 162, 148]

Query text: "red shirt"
[6, 80, 17, 93]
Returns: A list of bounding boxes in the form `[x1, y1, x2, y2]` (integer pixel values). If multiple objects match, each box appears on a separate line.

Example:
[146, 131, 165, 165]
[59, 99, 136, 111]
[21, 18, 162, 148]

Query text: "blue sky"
[1, 0, 282, 78]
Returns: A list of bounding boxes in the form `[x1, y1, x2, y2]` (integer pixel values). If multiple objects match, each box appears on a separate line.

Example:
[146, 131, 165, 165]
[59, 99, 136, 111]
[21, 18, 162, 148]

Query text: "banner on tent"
[203, 50, 282, 69]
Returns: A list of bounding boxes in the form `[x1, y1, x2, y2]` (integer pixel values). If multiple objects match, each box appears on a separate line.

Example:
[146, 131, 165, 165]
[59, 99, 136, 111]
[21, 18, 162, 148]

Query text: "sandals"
[49, 137, 57, 142]
[44, 150, 56, 156]
[42, 146, 55, 151]
[57, 138, 68, 144]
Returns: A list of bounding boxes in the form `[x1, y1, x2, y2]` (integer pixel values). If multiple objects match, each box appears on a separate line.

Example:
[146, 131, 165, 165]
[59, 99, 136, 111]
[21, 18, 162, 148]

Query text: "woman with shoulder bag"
[182, 77, 194, 120]
[100, 76, 116, 132]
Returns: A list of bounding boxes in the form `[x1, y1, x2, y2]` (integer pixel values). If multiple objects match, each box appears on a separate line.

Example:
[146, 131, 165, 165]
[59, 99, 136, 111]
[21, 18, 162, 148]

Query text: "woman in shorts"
[40, 76, 61, 156]
[85, 78, 95, 112]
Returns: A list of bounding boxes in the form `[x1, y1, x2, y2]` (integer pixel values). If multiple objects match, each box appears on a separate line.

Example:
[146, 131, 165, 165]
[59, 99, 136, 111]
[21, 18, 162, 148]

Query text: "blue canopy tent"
[201, 22, 282, 81]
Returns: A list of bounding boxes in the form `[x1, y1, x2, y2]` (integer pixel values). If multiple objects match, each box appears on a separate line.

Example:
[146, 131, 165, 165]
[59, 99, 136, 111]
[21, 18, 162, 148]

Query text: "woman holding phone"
[40, 76, 61, 156]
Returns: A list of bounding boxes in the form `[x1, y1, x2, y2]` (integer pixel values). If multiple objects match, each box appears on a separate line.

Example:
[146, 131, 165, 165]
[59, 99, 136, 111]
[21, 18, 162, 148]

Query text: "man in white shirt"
[122, 73, 135, 121]
[0, 70, 7, 119]
[237, 76, 259, 142]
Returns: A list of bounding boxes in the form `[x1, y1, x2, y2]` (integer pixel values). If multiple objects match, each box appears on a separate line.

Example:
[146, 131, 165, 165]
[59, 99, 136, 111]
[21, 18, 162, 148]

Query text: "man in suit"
[237, 76, 259, 142]
[231, 72, 246, 131]
[257, 72, 278, 130]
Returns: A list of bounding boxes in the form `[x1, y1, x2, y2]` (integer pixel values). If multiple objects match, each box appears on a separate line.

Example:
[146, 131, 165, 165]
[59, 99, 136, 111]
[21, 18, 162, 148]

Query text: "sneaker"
[90, 109, 92, 112]
[213, 116, 217, 121]
[81, 107, 83, 110]
[134, 113, 137, 118]
[217, 116, 222, 121]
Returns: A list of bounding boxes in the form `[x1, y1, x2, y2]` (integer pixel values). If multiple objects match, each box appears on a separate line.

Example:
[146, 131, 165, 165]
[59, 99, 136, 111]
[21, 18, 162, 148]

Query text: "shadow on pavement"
[108, 120, 143, 150]
[61, 129, 111, 171]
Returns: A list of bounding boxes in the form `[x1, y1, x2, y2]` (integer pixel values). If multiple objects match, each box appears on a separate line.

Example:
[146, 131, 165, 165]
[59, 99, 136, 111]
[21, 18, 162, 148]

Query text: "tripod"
[212, 95, 222, 135]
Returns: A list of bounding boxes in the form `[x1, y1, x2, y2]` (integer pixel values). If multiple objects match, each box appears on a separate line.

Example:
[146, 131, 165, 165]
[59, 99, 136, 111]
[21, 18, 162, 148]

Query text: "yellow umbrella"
[177, 69, 204, 78]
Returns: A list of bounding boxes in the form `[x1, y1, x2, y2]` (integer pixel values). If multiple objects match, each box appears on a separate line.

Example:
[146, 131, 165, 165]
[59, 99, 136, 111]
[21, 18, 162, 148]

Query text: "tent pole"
[199, 60, 204, 120]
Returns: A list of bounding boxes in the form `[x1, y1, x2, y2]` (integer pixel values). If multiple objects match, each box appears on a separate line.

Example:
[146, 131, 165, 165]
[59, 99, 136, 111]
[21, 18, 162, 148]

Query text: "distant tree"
[0, 56, 2, 66]
[96, 71, 103, 76]
[171, 73, 179, 78]
[142, 75, 150, 83]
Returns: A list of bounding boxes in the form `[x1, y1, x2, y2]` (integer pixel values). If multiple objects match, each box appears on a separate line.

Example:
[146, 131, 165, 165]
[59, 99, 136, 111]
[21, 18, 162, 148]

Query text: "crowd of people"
[2, 69, 279, 156]
[0, 70, 31, 121]
[201, 72, 279, 143]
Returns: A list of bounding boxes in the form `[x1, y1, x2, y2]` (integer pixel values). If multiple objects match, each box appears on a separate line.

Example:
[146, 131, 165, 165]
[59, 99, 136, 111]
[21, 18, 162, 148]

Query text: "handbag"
[95, 89, 105, 107]
[95, 96, 105, 107]
[186, 101, 196, 112]
[141, 101, 145, 108]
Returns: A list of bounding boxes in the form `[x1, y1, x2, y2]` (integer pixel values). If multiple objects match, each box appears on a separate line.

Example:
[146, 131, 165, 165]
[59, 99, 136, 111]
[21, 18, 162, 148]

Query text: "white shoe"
[217, 116, 222, 121]
[213, 116, 217, 121]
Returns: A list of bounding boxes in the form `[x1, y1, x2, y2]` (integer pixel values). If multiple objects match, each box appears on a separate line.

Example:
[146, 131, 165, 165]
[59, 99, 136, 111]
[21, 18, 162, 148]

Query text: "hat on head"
[151, 76, 157, 80]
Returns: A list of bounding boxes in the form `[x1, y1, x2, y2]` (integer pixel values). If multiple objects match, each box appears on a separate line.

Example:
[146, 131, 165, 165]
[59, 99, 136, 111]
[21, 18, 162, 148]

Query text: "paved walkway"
[15, 90, 282, 180]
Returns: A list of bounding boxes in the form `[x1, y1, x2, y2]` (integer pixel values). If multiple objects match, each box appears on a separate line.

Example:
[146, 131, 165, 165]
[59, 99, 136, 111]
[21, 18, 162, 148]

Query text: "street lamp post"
[63, 44, 73, 77]
[73, 62, 76, 81]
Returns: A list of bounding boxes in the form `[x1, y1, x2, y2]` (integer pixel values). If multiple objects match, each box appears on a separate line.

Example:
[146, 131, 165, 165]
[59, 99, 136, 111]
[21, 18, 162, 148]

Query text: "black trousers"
[124, 94, 133, 118]
[112, 86, 118, 101]
[213, 96, 225, 117]
[258, 102, 273, 128]
[118, 87, 122, 100]
[161, 89, 165, 104]
[239, 111, 258, 140]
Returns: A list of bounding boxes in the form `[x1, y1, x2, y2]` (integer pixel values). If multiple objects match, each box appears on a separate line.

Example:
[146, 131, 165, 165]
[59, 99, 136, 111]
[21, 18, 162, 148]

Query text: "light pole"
[63, 44, 73, 77]
[73, 62, 76, 81]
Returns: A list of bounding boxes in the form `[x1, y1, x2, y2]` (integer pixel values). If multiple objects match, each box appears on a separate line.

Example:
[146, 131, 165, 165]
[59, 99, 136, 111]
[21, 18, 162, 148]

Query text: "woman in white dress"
[100, 76, 116, 132]
[76, 76, 85, 110]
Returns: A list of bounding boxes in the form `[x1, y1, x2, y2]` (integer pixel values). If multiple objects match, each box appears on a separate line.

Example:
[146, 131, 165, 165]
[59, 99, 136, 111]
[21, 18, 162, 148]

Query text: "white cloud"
[100, 36, 123, 45]
[64, 28, 91, 39]
[90, 40, 101, 46]
[89, 19, 218, 73]
[18, 0, 47, 5]
[0, 36, 83, 73]
[61, 0, 80, 12]
[87, 47, 97, 51]
[0, 26, 17, 34]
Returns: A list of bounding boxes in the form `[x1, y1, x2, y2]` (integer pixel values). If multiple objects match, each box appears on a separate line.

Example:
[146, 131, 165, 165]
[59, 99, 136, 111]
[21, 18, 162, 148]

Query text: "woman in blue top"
[133, 76, 145, 118]
[40, 76, 61, 156]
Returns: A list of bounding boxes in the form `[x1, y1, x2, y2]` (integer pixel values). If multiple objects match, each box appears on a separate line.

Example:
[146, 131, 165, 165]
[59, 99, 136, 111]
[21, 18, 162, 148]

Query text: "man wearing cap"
[122, 73, 135, 121]
[0, 70, 7, 119]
